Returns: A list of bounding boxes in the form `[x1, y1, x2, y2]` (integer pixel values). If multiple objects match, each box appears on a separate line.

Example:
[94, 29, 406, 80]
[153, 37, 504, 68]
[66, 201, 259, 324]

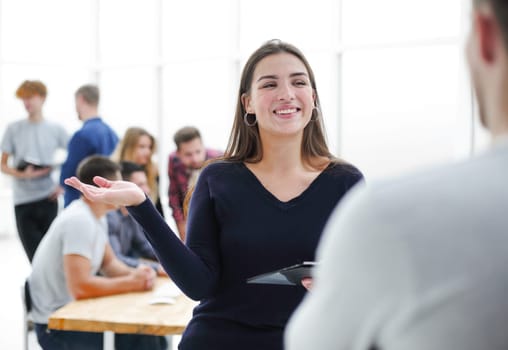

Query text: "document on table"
[149, 281, 182, 305]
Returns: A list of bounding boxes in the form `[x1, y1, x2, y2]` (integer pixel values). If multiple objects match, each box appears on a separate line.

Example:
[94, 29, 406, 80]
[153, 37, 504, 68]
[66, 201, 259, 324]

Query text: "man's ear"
[476, 6, 501, 64]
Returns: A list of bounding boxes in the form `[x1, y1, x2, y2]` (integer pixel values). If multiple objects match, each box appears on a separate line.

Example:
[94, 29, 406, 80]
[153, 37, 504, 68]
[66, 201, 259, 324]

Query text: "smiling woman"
[64, 39, 364, 350]
[242, 53, 315, 139]
[0, 1, 477, 349]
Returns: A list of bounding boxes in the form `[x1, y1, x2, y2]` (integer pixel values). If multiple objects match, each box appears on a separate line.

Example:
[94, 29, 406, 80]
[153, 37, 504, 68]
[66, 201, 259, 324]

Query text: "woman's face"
[133, 135, 153, 165]
[243, 52, 315, 138]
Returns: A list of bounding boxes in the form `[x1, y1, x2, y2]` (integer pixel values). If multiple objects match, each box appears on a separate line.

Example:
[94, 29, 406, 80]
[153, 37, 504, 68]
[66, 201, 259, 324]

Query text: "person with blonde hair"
[113, 127, 164, 216]
[65, 39, 363, 350]
[1, 80, 68, 262]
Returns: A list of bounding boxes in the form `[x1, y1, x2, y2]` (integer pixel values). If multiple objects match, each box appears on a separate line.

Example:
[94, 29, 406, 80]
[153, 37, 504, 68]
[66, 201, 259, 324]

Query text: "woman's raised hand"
[64, 176, 146, 207]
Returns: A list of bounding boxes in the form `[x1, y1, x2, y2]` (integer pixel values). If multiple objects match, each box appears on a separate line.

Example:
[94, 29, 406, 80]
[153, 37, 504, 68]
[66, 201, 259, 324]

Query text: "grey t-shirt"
[1, 118, 68, 205]
[29, 199, 108, 324]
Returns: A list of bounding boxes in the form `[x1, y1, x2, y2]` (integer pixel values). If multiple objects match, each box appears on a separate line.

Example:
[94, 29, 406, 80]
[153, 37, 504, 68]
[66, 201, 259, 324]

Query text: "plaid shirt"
[167, 148, 222, 223]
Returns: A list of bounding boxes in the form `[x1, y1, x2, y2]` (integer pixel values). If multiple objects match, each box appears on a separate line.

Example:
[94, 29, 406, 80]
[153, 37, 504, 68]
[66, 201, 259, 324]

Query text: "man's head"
[174, 126, 206, 170]
[77, 155, 121, 186]
[75, 84, 99, 121]
[120, 161, 150, 195]
[467, 0, 508, 136]
[76, 155, 120, 213]
[16, 80, 47, 116]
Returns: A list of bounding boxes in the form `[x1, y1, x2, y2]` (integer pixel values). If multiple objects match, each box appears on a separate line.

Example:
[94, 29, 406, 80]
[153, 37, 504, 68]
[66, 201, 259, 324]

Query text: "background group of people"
[1, 0, 508, 349]
[1, 80, 218, 263]
[0, 80, 220, 349]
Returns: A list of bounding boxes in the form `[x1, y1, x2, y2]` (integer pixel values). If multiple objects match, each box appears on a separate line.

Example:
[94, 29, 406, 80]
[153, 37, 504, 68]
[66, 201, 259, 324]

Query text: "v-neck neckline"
[239, 162, 333, 209]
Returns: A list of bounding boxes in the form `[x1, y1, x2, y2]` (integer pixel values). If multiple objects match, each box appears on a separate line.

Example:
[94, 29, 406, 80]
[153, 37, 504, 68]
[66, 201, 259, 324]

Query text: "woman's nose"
[278, 82, 295, 100]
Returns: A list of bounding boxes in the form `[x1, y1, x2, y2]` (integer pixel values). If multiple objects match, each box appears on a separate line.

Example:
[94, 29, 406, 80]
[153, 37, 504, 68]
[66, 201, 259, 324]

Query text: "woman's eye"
[262, 82, 276, 88]
[294, 80, 307, 86]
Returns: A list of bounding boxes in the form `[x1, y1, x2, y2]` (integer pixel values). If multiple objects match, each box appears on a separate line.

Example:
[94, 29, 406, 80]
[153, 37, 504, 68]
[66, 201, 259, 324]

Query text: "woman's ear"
[241, 93, 253, 114]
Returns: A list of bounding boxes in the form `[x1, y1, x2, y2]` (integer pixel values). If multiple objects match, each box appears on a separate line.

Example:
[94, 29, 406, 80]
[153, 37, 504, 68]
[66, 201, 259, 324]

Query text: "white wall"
[0, 0, 480, 235]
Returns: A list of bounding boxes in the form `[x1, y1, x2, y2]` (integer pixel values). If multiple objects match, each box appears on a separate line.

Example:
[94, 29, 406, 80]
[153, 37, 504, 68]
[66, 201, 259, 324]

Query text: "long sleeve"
[129, 165, 221, 300]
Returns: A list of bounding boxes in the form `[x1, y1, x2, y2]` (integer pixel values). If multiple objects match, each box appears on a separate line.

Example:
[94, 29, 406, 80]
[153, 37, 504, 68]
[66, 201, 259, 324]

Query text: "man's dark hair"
[174, 126, 201, 149]
[119, 161, 145, 181]
[77, 155, 120, 186]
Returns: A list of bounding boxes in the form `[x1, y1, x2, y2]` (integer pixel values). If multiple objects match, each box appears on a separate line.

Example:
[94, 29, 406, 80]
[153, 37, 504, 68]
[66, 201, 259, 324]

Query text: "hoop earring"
[243, 113, 257, 126]
[310, 106, 320, 121]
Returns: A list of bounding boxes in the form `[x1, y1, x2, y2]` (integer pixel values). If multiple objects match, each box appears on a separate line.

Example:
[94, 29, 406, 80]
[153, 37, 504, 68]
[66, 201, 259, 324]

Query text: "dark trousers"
[35, 324, 168, 350]
[14, 197, 58, 263]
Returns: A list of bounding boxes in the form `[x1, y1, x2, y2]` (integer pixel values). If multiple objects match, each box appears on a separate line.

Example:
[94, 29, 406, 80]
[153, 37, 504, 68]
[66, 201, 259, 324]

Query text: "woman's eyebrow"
[257, 74, 278, 82]
[256, 72, 308, 83]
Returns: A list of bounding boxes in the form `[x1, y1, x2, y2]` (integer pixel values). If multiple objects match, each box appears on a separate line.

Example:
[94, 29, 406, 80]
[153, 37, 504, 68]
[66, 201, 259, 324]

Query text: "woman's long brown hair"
[183, 40, 339, 218]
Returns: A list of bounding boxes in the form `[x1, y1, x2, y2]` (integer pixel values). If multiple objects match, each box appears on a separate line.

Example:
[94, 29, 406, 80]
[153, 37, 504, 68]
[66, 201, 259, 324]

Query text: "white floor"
[0, 233, 181, 350]
[0, 234, 41, 350]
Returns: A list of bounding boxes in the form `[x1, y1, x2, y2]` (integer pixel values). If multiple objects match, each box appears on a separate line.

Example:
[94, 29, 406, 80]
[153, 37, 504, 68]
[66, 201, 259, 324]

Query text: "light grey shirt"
[1, 118, 68, 205]
[29, 199, 108, 324]
[286, 140, 508, 350]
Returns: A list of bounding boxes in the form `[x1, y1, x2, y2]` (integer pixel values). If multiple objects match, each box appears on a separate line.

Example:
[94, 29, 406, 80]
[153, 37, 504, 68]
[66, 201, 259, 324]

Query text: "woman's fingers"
[301, 277, 313, 290]
[64, 177, 82, 190]
[93, 176, 112, 188]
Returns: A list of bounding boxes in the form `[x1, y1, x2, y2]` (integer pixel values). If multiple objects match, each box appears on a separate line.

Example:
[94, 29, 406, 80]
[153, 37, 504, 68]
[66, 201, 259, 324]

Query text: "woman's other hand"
[301, 277, 313, 291]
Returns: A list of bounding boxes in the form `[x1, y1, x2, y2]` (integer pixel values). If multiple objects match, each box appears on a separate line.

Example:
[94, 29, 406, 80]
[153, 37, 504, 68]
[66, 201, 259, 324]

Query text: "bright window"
[0, 0, 478, 232]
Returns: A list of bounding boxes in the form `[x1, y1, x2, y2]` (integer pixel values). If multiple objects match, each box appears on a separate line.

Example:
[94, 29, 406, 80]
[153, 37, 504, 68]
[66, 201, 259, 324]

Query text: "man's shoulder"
[82, 117, 114, 131]
[60, 200, 95, 224]
[378, 146, 506, 196]
[73, 118, 112, 139]
[341, 148, 508, 225]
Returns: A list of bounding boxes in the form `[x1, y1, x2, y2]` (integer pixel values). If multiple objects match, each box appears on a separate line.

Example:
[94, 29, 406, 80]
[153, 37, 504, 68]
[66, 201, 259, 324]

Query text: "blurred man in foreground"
[287, 1, 508, 349]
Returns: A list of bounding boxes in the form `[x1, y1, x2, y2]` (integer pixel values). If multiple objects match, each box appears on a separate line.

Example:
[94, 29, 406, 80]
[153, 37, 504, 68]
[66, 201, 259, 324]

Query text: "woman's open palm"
[64, 176, 146, 207]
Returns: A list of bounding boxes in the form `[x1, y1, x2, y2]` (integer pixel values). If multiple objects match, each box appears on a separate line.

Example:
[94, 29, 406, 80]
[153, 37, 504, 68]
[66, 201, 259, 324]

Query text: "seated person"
[107, 161, 166, 276]
[168, 126, 222, 241]
[28, 155, 167, 350]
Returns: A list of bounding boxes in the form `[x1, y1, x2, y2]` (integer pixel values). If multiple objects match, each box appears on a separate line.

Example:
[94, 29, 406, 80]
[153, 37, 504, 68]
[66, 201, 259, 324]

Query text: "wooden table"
[48, 278, 196, 349]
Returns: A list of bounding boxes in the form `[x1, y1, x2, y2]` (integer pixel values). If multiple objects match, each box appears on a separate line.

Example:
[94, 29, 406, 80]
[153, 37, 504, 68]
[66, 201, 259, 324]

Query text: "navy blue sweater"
[128, 161, 363, 350]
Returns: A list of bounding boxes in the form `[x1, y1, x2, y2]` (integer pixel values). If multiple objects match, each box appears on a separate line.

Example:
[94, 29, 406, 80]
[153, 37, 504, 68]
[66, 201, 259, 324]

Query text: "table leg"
[103, 330, 114, 350]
